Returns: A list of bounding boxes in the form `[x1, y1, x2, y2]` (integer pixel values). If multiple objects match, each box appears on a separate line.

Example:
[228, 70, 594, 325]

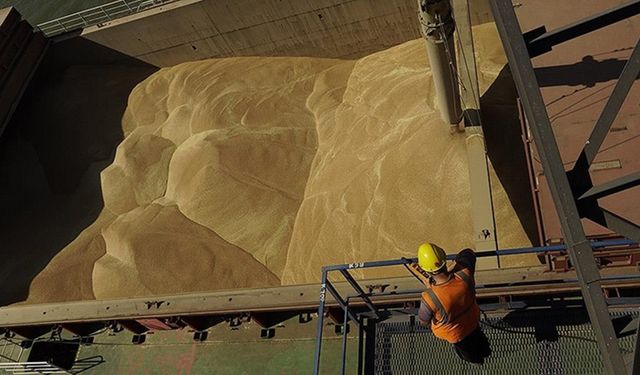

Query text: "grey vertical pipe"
[418, 0, 462, 125]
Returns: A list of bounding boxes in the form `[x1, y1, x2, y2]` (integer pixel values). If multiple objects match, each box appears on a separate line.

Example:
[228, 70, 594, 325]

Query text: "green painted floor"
[80, 336, 357, 374]
[74, 317, 358, 374]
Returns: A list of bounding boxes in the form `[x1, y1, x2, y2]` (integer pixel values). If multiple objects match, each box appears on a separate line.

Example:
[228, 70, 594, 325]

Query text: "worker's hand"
[407, 262, 431, 286]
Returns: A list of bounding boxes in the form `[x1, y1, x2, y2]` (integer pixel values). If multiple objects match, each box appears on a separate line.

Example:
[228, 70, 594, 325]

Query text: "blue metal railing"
[312, 238, 638, 375]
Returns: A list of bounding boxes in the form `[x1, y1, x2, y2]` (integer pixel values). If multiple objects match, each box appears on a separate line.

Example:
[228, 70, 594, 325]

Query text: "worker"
[408, 242, 491, 364]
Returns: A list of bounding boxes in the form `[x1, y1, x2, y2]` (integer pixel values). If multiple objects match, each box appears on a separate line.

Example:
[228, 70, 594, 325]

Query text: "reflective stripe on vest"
[455, 270, 472, 287]
[423, 268, 479, 343]
[424, 270, 473, 325]
[424, 288, 448, 324]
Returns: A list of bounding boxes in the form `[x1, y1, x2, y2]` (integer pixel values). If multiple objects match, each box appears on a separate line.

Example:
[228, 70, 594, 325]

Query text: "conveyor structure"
[0, 241, 638, 373]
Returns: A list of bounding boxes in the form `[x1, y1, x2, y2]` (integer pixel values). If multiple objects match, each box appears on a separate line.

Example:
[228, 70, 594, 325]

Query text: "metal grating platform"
[373, 308, 638, 374]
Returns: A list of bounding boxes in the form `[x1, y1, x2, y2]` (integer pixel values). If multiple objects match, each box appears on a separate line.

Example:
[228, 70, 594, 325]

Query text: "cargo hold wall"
[80, 0, 492, 67]
[0, 7, 48, 138]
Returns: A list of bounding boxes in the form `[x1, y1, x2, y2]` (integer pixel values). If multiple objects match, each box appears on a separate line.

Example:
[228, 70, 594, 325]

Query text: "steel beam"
[598, 208, 640, 244]
[579, 172, 640, 201]
[340, 270, 379, 317]
[489, 0, 626, 373]
[313, 272, 328, 375]
[341, 298, 349, 375]
[633, 313, 640, 375]
[325, 280, 359, 324]
[314, 275, 360, 375]
[357, 316, 364, 375]
[575, 39, 640, 171]
[526, 0, 640, 57]
[363, 318, 376, 375]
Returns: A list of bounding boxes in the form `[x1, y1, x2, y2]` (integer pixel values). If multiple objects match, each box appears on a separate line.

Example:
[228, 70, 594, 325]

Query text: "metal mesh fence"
[374, 308, 638, 374]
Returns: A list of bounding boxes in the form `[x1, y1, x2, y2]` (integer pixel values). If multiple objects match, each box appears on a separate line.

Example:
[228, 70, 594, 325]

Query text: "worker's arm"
[418, 299, 433, 325]
[405, 261, 431, 286]
[455, 248, 476, 273]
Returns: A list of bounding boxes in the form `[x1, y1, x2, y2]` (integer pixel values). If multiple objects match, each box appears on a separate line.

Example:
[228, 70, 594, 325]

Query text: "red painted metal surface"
[517, 0, 640, 242]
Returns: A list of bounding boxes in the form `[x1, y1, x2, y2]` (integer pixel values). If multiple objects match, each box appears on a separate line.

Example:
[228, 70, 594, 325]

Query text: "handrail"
[35, 0, 177, 37]
[313, 238, 639, 375]
[322, 238, 637, 272]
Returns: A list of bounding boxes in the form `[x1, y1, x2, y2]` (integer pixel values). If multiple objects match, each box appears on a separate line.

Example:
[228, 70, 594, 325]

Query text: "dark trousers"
[453, 325, 491, 364]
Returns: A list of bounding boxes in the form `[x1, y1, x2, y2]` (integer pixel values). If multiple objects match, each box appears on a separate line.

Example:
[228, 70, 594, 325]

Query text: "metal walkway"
[373, 308, 638, 374]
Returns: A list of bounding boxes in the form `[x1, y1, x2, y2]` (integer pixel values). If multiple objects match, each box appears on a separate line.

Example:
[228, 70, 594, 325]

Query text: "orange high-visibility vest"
[421, 268, 480, 343]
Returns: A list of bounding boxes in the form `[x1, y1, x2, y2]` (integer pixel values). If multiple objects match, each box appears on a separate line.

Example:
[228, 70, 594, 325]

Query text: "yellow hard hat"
[417, 242, 447, 273]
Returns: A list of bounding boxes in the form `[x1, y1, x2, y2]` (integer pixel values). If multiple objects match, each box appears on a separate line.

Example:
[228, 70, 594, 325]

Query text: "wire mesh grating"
[373, 308, 638, 374]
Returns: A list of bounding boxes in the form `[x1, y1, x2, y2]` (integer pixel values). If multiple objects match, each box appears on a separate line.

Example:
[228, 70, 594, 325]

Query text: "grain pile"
[26, 23, 533, 303]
